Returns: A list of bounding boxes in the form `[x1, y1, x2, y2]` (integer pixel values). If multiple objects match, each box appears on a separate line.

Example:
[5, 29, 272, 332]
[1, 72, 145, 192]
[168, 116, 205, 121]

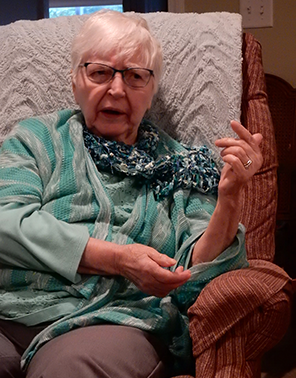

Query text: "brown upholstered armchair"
[173, 33, 293, 378]
[0, 12, 293, 378]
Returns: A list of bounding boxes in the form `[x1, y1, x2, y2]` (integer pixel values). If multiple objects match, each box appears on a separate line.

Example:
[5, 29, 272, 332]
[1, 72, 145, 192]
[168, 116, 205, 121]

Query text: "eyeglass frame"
[78, 62, 154, 89]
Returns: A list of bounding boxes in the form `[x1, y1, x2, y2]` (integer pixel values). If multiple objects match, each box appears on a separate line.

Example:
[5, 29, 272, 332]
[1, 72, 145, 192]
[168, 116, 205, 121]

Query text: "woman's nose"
[108, 73, 126, 97]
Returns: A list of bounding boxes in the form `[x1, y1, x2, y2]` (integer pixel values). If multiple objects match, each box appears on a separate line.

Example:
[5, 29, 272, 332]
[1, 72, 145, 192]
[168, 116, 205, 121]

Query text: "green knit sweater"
[0, 109, 248, 373]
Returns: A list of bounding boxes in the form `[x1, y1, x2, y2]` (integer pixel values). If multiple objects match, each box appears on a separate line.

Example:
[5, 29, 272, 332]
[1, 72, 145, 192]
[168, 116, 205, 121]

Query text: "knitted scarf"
[82, 120, 220, 199]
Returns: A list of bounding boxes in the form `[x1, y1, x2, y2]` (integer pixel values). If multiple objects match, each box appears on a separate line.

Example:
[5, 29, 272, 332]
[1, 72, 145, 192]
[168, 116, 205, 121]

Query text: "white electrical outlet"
[240, 0, 273, 28]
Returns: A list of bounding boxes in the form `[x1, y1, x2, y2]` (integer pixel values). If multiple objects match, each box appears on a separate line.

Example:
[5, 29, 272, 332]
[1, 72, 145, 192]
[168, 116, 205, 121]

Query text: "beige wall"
[184, 0, 296, 87]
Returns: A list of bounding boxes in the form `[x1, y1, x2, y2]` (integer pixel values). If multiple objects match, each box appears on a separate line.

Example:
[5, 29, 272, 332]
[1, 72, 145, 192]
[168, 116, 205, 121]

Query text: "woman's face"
[72, 53, 155, 145]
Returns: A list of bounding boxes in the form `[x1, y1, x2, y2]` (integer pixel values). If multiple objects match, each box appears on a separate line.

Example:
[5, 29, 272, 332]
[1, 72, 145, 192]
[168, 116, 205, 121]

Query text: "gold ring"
[243, 159, 253, 169]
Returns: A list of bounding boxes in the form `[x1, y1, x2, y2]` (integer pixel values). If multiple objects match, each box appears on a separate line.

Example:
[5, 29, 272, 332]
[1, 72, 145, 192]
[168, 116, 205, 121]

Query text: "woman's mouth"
[104, 110, 121, 115]
[101, 108, 125, 116]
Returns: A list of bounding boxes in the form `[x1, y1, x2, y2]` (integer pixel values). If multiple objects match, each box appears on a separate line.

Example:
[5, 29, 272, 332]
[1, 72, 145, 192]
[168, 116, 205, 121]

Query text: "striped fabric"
[172, 33, 292, 378]
[189, 261, 292, 378]
[240, 33, 278, 261]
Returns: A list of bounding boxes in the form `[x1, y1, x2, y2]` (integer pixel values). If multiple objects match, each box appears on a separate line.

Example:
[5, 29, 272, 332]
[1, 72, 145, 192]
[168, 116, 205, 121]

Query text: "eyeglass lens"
[85, 64, 152, 88]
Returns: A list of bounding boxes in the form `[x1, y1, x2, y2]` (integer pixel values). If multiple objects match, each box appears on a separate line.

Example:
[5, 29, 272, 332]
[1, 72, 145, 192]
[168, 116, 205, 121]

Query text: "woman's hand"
[79, 238, 191, 297]
[191, 120, 263, 265]
[117, 244, 191, 297]
[215, 120, 263, 198]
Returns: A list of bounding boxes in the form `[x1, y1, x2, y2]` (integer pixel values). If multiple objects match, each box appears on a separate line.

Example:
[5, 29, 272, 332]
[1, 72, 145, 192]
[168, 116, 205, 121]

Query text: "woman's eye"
[92, 69, 108, 77]
[130, 72, 144, 81]
[87, 67, 112, 82]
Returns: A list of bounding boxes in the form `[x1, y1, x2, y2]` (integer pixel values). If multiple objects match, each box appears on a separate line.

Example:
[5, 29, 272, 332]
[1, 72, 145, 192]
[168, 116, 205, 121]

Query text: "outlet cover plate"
[240, 0, 273, 28]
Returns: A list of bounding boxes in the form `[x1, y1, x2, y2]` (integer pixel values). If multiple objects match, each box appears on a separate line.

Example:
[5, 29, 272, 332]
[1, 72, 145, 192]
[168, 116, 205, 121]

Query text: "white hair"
[71, 10, 163, 93]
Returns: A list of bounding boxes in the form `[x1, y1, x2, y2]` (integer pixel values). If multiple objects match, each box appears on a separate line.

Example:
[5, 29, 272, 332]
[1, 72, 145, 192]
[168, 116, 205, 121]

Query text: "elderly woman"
[0, 10, 262, 378]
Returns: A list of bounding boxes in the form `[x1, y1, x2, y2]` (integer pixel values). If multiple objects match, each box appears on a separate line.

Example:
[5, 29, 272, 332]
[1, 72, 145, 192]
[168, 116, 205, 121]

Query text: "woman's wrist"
[78, 237, 124, 275]
[191, 191, 242, 265]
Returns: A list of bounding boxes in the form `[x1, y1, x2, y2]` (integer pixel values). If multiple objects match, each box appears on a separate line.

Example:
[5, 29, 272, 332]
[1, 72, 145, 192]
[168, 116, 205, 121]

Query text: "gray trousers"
[0, 320, 173, 378]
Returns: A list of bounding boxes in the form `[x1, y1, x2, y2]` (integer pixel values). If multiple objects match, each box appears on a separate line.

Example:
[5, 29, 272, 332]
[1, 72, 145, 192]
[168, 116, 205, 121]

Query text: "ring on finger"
[243, 159, 253, 170]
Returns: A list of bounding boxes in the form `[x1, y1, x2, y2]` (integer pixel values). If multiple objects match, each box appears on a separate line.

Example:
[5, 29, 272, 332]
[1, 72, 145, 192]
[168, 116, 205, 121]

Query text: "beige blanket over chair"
[0, 11, 242, 168]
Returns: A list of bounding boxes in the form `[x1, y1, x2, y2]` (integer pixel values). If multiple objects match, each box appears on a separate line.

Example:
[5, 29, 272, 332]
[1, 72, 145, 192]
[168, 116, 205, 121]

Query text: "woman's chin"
[89, 124, 137, 145]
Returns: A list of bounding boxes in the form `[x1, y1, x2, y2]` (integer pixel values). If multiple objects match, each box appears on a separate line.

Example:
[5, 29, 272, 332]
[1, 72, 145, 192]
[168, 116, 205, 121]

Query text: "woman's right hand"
[117, 244, 191, 297]
[78, 238, 191, 297]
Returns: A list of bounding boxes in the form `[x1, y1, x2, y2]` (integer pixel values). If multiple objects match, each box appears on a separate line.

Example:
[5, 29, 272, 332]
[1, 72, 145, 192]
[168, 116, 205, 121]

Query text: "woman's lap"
[0, 332, 24, 378]
[0, 320, 43, 378]
[0, 321, 172, 378]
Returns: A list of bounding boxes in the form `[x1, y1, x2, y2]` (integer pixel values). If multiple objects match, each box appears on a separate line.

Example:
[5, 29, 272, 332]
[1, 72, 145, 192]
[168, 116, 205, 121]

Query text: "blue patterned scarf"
[83, 120, 220, 198]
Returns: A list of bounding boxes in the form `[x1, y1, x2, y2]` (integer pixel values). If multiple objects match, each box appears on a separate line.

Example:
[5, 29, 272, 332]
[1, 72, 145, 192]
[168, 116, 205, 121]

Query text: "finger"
[215, 121, 262, 152]
[220, 155, 249, 174]
[151, 265, 191, 286]
[148, 249, 177, 268]
[151, 272, 191, 297]
[175, 266, 184, 273]
[215, 138, 256, 153]
[215, 120, 248, 146]
[253, 132, 263, 146]
[230, 120, 263, 150]
[130, 266, 191, 297]
[230, 120, 253, 142]
[220, 145, 250, 163]
[133, 249, 190, 286]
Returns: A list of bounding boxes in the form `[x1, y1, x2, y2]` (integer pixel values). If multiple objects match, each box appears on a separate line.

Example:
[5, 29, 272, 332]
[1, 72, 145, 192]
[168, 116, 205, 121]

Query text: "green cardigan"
[0, 109, 248, 373]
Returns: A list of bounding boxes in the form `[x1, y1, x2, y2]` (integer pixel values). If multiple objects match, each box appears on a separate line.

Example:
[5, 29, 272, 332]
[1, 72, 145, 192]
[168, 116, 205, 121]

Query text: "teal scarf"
[83, 119, 220, 199]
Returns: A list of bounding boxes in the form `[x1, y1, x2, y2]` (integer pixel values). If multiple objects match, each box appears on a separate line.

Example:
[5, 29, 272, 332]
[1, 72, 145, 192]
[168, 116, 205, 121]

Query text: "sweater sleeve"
[0, 202, 89, 283]
[0, 114, 90, 283]
[172, 224, 248, 313]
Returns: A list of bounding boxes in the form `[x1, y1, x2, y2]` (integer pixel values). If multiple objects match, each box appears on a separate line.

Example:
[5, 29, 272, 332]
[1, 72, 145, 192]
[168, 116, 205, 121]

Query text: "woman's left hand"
[215, 120, 263, 197]
[191, 120, 263, 266]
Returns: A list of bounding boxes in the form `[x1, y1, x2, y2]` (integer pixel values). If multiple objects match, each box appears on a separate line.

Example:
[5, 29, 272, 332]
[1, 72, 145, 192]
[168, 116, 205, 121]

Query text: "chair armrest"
[188, 260, 291, 354]
[187, 261, 292, 377]
[172, 33, 289, 378]
[241, 33, 278, 261]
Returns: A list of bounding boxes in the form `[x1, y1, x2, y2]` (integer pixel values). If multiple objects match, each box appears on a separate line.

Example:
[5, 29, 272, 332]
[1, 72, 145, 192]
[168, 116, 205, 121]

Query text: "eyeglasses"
[79, 63, 154, 89]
